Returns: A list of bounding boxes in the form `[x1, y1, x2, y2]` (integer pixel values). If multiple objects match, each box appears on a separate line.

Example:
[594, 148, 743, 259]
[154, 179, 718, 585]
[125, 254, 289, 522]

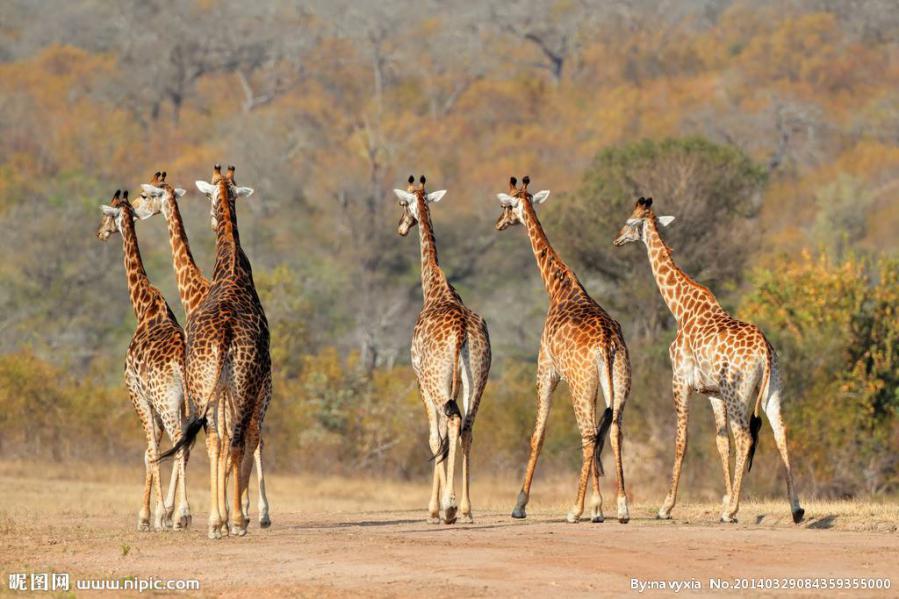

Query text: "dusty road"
[1, 463, 897, 597]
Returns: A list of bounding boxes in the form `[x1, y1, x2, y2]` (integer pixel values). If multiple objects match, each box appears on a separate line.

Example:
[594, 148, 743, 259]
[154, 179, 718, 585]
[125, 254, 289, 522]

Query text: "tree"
[546, 137, 767, 337]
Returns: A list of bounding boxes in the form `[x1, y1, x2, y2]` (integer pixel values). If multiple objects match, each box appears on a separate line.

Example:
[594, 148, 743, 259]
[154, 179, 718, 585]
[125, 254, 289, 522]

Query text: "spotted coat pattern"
[497, 177, 631, 524]
[132, 171, 271, 528]
[96, 191, 191, 532]
[176, 165, 271, 539]
[397, 177, 491, 524]
[613, 198, 803, 523]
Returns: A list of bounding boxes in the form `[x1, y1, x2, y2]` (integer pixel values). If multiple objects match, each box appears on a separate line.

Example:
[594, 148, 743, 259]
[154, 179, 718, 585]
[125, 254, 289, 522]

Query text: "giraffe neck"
[416, 194, 451, 302]
[164, 191, 209, 315]
[211, 180, 241, 281]
[642, 216, 719, 323]
[117, 205, 157, 321]
[521, 198, 584, 302]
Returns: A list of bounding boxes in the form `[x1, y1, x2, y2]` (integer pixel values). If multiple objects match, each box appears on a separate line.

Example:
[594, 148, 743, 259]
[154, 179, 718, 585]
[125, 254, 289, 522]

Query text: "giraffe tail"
[747, 349, 772, 472]
[156, 415, 206, 462]
[428, 434, 450, 464]
[593, 407, 614, 478]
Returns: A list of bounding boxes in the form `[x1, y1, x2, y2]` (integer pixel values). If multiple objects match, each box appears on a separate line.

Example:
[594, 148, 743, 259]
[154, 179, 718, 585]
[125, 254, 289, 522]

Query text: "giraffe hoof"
[591, 515, 604, 523]
[461, 513, 474, 524]
[719, 516, 738, 524]
[428, 516, 441, 525]
[208, 528, 221, 540]
[566, 511, 580, 523]
[656, 513, 672, 520]
[792, 508, 805, 524]
[137, 521, 151, 532]
[230, 524, 247, 537]
[443, 506, 458, 524]
[511, 507, 527, 519]
[259, 514, 272, 529]
[174, 512, 191, 530]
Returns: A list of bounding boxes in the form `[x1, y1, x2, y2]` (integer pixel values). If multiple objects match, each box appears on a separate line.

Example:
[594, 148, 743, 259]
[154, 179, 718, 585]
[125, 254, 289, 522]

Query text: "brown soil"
[1, 463, 896, 598]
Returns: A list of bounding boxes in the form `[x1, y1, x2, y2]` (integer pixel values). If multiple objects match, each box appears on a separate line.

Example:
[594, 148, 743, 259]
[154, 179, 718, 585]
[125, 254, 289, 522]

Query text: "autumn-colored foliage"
[0, 1, 897, 497]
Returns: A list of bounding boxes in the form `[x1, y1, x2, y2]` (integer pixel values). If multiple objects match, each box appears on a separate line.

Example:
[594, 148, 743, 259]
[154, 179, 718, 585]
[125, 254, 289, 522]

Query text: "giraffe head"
[132, 170, 186, 221]
[613, 197, 675, 246]
[194, 164, 254, 229]
[495, 175, 550, 230]
[392, 175, 447, 236]
[96, 190, 133, 240]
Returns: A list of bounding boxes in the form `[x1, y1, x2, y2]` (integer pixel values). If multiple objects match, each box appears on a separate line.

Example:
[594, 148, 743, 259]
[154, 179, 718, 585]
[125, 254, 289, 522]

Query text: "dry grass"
[1, 459, 896, 535]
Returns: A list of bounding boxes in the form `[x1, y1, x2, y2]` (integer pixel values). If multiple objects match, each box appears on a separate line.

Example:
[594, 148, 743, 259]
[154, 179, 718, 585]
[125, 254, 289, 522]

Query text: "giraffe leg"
[723, 392, 750, 523]
[254, 440, 271, 527]
[609, 349, 631, 523]
[460, 426, 473, 523]
[512, 349, 558, 519]
[147, 415, 168, 531]
[253, 375, 272, 528]
[459, 347, 485, 524]
[206, 426, 223, 539]
[567, 378, 599, 524]
[590, 470, 604, 523]
[139, 447, 153, 532]
[148, 417, 175, 530]
[129, 388, 155, 532]
[164, 457, 179, 525]
[708, 396, 733, 519]
[218, 434, 231, 537]
[173, 446, 191, 530]
[658, 379, 689, 519]
[441, 399, 462, 525]
[763, 383, 804, 522]
[230, 440, 248, 537]
[238, 419, 259, 529]
[422, 395, 443, 523]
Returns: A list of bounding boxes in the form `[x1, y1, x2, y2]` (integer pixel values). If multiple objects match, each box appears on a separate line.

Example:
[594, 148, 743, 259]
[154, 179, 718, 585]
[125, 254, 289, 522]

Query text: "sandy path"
[5, 509, 898, 597]
[1, 466, 896, 597]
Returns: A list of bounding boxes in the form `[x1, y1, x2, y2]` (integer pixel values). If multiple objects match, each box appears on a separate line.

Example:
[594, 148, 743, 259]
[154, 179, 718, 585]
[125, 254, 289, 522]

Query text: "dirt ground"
[1, 461, 896, 598]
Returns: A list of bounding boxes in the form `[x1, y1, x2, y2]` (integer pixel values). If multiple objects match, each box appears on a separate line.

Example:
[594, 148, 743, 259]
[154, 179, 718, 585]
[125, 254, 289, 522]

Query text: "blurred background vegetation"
[0, 0, 896, 500]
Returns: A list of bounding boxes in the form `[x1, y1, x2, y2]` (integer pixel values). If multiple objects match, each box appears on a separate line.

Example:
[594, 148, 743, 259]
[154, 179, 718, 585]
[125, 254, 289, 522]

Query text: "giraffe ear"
[497, 193, 516, 207]
[427, 190, 447, 203]
[174, 188, 187, 197]
[393, 189, 415, 204]
[658, 215, 675, 227]
[235, 186, 254, 198]
[532, 190, 550, 204]
[100, 204, 119, 216]
[196, 180, 216, 195]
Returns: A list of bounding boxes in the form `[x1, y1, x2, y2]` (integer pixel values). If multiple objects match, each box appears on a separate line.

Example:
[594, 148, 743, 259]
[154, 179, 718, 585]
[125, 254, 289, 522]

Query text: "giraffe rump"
[593, 407, 614, 478]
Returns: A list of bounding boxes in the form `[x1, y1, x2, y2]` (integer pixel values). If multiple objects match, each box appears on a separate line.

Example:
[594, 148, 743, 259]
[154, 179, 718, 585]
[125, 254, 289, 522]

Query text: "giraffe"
[393, 175, 491, 524]
[134, 171, 271, 529]
[159, 165, 270, 539]
[496, 176, 631, 524]
[613, 197, 804, 523]
[96, 189, 192, 531]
